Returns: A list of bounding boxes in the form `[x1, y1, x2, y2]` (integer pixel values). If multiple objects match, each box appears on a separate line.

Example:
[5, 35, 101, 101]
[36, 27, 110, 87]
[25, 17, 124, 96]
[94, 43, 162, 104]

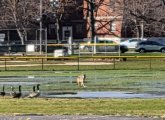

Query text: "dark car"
[95, 44, 128, 53]
[0, 44, 26, 54]
[10, 44, 26, 52]
[135, 40, 165, 53]
[120, 45, 129, 53]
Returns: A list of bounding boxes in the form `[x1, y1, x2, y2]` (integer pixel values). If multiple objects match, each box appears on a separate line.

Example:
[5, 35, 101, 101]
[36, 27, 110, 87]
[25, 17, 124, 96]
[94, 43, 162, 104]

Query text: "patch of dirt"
[0, 62, 113, 67]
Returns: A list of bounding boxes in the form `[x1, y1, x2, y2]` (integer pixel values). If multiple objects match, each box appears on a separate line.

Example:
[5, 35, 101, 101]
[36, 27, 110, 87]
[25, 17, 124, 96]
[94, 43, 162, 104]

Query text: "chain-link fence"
[0, 56, 165, 71]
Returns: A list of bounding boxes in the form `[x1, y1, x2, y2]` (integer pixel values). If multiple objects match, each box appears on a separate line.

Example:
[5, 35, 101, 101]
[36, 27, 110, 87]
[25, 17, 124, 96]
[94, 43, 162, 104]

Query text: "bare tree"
[0, 0, 49, 44]
[49, 0, 78, 42]
[123, 0, 165, 38]
[0, 0, 82, 44]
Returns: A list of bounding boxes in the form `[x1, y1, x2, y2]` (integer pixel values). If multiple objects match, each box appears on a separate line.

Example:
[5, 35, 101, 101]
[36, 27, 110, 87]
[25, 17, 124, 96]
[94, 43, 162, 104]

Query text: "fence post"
[41, 58, 44, 70]
[77, 44, 80, 71]
[5, 58, 7, 71]
[113, 58, 116, 70]
[94, 58, 96, 70]
[149, 57, 151, 71]
[77, 56, 80, 71]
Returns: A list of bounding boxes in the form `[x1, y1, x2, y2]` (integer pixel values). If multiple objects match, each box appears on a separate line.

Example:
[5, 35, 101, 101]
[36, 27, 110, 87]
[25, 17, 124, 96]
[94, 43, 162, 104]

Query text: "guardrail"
[0, 56, 165, 71]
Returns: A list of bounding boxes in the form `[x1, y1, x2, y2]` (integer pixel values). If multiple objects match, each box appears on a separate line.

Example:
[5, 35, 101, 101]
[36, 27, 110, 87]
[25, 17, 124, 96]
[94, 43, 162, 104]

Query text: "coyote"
[76, 74, 86, 87]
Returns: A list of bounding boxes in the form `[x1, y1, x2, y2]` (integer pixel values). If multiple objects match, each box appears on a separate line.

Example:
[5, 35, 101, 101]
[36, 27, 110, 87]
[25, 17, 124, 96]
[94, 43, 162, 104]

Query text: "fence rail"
[0, 56, 165, 71]
[1, 55, 165, 59]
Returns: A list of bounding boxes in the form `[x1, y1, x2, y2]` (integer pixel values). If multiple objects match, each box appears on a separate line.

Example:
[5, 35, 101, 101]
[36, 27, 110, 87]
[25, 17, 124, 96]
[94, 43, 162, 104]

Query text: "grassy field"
[0, 98, 165, 118]
[0, 70, 164, 117]
[0, 54, 165, 118]
[0, 52, 165, 71]
[0, 69, 165, 93]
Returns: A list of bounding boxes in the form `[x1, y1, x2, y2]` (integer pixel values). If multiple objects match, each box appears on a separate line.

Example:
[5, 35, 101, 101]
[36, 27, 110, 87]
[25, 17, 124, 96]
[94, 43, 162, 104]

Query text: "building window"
[110, 21, 116, 32]
[48, 24, 55, 34]
[76, 24, 83, 33]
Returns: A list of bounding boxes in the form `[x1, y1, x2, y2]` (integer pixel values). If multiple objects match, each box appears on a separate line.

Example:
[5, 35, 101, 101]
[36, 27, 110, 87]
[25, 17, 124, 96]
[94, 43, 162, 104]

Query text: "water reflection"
[0, 82, 37, 85]
[43, 91, 165, 99]
[0, 76, 165, 99]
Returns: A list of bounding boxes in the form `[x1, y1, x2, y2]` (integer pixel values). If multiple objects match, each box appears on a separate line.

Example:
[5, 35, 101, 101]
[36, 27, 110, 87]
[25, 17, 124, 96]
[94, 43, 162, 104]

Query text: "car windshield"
[138, 41, 146, 45]
[151, 41, 161, 45]
[138, 41, 163, 45]
[129, 39, 139, 42]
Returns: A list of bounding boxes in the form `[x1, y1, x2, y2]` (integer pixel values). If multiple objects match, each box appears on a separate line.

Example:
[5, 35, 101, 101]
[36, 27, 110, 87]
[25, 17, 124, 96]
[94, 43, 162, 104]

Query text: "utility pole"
[56, 18, 60, 43]
[89, 0, 95, 41]
[39, 0, 43, 54]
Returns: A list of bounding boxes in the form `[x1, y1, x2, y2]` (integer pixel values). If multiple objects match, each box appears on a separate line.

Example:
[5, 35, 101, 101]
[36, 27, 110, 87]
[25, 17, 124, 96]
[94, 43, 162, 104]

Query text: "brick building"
[48, 0, 124, 42]
[83, 0, 124, 42]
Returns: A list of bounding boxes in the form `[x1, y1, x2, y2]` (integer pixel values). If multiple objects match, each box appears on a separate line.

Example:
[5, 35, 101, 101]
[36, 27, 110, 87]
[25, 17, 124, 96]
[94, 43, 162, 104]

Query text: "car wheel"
[161, 48, 165, 53]
[139, 48, 145, 53]
[120, 50, 125, 53]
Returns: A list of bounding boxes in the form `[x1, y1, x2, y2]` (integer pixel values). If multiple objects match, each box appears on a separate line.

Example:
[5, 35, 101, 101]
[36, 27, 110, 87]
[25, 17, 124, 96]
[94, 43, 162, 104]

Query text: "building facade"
[0, 0, 124, 43]
[47, 0, 86, 42]
[83, 0, 124, 42]
[48, 0, 124, 42]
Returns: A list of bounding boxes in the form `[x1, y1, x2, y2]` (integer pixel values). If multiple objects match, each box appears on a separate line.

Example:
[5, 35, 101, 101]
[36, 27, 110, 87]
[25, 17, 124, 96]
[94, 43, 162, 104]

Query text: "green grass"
[0, 56, 165, 117]
[0, 57, 165, 71]
[0, 70, 165, 93]
[0, 98, 164, 117]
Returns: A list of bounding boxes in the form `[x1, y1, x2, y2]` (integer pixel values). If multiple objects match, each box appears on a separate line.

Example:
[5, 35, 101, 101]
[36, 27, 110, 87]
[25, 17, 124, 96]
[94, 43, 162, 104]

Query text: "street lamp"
[49, 0, 59, 7]
[49, 0, 60, 43]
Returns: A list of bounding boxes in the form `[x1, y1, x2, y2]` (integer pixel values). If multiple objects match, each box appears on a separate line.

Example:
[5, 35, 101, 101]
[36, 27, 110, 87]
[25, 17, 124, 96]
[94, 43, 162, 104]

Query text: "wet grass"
[0, 57, 165, 117]
[0, 98, 164, 118]
[0, 70, 165, 93]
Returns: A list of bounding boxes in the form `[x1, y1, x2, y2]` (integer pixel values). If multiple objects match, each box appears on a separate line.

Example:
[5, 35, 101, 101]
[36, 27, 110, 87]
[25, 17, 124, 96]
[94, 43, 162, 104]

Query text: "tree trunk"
[56, 19, 60, 43]
[140, 22, 144, 39]
[16, 29, 24, 45]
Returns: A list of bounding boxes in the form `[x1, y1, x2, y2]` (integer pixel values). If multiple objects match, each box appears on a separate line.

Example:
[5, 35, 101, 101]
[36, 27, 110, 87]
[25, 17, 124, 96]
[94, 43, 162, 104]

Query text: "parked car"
[81, 40, 128, 53]
[10, 44, 26, 52]
[135, 40, 165, 53]
[0, 45, 9, 53]
[43, 45, 68, 53]
[119, 45, 129, 53]
[120, 38, 146, 49]
[146, 37, 165, 45]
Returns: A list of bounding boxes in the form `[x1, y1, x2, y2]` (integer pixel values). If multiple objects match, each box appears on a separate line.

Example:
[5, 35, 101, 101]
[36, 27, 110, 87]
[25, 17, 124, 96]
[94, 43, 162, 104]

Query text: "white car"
[120, 38, 146, 49]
